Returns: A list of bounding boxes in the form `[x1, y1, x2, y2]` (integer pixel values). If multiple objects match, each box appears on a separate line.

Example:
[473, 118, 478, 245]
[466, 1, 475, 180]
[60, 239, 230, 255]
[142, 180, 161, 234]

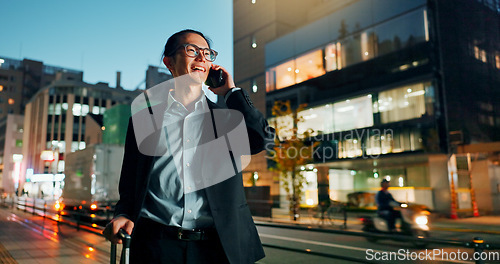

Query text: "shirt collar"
[166, 89, 207, 113]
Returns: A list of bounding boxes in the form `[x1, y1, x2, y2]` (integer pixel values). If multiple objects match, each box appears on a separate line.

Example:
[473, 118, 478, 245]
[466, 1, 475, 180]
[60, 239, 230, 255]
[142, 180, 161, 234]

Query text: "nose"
[195, 51, 206, 62]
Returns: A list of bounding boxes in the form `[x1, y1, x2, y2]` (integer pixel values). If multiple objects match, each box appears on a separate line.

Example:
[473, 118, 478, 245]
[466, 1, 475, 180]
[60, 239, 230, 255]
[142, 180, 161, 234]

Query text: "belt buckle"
[178, 228, 190, 241]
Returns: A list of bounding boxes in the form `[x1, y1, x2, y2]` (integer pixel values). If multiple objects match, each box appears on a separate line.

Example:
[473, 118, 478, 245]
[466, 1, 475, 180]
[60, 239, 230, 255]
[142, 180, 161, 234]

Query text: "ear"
[163, 56, 174, 72]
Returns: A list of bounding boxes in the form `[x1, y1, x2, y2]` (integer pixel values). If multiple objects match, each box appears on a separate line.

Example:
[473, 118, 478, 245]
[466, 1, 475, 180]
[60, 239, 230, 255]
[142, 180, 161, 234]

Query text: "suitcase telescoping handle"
[110, 229, 131, 264]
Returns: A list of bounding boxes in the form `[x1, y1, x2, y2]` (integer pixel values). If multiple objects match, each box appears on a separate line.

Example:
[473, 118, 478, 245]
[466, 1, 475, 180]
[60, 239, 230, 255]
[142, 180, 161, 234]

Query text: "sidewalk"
[0, 207, 113, 264]
[254, 208, 500, 234]
[431, 215, 500, 234]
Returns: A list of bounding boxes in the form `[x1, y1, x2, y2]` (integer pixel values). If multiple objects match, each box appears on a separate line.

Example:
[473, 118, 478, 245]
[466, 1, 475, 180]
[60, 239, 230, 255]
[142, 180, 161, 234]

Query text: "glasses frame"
[174, 43, 218, 62]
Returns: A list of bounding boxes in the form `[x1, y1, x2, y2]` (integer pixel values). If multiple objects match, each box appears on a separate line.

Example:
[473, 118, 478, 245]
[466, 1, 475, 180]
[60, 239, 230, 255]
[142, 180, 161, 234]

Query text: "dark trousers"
[130, 219, 229, 264]
[378, 210, 402, 231]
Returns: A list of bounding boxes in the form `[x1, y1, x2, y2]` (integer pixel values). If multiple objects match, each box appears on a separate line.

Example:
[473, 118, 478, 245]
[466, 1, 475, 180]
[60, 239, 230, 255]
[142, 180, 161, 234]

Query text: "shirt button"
[186, 163, 190, 167]
[187, 186, 192, 191]
[186, 139, 190, 143]
[187, 210, 192, 214]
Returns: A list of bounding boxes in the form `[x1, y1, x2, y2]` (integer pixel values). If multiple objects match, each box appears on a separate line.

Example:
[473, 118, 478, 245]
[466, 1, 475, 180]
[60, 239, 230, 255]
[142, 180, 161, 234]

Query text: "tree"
[339, 19, 349, 39]
[268, 100, 318, 221]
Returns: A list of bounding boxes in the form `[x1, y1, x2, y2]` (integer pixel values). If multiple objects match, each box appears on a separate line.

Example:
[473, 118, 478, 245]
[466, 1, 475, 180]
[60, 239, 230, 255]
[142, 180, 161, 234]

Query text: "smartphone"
[205, 68, 226, 88]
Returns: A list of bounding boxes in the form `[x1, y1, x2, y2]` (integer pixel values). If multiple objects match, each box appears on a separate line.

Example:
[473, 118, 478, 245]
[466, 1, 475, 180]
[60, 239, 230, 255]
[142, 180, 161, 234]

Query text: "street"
[2, 206, 499, 264]
[255, 224, 500, 263]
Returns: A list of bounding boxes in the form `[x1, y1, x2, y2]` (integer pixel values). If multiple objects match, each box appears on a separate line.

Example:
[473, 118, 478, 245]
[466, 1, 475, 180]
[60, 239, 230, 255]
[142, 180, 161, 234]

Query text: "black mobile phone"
[205, 68, 226, 88]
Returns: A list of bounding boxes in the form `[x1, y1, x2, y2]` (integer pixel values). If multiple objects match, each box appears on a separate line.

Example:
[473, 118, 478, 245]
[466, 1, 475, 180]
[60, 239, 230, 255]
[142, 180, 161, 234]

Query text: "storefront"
[22, 171, 65, 199]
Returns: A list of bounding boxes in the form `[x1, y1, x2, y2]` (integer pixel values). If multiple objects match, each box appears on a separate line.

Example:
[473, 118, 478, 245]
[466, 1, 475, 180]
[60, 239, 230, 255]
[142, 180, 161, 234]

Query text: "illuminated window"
[0, 85, 3, 91]
[294, 95, 374, 137]
[332, 95, 374, 132]
[71, 142, 79, 152]
[295, 49, 325, 84]
[495, 52, 500, 69]
[474, 46, 487, 63]
[72, 103, 89, 116]
[273, 59, 295, 90]
[325, 42, 341, 71]
[297, 104, 334, 136]
[377, 83, 428, 124]
[48, 103, 63, 115]
[58, 160, 65, 173]
[480, 50, 487, 63]
[92, 105, 100, 115]
[8, 98, 14, 105]
[251, 0, 256, 4]
[338, 138, 363, 158]
[267, 48, 325, 91]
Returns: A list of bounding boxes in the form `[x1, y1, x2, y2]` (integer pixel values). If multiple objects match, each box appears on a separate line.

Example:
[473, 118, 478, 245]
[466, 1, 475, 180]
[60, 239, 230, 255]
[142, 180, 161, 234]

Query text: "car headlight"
[415, 215, 428, 225]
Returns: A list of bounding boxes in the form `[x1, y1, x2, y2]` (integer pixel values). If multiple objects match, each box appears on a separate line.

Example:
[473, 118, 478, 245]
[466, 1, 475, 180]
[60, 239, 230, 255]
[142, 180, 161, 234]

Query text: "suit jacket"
[115, 89, 274, 264]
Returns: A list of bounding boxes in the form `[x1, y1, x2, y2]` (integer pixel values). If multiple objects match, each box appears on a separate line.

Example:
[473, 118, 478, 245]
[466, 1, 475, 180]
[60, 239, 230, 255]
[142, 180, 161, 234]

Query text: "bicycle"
[308, 200, 347, 228]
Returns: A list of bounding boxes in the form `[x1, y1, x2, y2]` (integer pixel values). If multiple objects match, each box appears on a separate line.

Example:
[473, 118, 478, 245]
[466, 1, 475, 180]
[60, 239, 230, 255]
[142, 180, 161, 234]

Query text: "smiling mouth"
[191, 66, 206, 72]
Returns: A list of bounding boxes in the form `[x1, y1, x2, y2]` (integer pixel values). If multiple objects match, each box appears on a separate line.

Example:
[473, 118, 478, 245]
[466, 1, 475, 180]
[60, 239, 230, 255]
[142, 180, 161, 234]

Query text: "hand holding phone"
[205, 68, 226, 88]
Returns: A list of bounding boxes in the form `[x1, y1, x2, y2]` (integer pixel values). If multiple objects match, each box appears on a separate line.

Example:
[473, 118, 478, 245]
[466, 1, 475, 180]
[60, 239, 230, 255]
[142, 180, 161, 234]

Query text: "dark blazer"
[115, 89, 274, 264]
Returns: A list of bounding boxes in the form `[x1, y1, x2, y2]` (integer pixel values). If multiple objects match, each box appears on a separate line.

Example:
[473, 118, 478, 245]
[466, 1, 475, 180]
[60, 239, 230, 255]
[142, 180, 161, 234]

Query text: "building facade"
[0, 114, 24, 195]
[20, 74, 141, 198]
[235, 0, 500, 215]
[146, 65, 173, 89]
[234, 0, 328, 199]
[0, 57, 83, 119]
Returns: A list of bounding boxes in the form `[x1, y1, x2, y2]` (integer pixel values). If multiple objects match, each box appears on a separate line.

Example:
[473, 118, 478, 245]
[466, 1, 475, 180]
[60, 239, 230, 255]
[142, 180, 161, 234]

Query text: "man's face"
[382, 182, 390, 190]
[164, 33, 212, 83]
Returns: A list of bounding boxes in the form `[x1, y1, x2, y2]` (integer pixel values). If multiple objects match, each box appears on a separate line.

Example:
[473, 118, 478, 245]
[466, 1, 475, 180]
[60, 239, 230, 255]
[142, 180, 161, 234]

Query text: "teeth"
[192, 66, 204, 72]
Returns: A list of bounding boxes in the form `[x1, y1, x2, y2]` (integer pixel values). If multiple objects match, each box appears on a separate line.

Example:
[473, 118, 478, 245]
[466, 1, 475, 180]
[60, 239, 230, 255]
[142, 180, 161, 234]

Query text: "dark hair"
[162, 29, 212, 59]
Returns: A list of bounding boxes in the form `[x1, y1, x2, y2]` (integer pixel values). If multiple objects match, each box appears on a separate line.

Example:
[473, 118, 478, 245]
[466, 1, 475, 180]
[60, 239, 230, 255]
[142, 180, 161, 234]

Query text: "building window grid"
[270, 81, 430, 158]
[269, 49, 326, 90]
[266, 8, 428, 92]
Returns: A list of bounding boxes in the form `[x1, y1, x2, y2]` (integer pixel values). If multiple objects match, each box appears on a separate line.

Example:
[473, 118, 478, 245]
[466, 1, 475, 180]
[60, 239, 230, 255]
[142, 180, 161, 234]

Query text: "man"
[375, 179, 402, 232]
[103, 29, 273, 264]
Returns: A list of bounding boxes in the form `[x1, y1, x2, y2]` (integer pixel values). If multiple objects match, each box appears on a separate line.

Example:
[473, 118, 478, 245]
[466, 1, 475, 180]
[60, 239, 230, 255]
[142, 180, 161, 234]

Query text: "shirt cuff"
[224, 87, 241, 102]
[114, 214, 131, 221]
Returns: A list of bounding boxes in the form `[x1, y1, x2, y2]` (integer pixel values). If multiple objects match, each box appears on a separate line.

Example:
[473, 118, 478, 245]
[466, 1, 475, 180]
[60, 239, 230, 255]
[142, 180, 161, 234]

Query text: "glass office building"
[235, 0, 500, 214]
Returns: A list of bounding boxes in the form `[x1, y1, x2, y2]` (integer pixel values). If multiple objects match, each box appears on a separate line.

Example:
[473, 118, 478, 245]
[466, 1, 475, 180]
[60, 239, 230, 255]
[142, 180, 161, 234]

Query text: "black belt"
[139, 218, 217, 241]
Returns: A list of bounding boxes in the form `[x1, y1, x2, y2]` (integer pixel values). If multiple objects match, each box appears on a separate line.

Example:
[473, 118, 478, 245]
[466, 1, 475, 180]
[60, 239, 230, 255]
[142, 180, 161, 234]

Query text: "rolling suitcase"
[110, 229, 131, 264]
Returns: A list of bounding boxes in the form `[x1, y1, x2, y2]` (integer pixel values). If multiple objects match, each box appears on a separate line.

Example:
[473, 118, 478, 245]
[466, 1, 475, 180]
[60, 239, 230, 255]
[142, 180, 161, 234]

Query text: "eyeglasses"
[174, 43, 218, 62]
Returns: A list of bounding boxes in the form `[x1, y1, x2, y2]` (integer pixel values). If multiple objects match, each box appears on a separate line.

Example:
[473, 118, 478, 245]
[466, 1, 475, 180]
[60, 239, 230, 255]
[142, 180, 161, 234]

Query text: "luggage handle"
[110, 229, 131, 264]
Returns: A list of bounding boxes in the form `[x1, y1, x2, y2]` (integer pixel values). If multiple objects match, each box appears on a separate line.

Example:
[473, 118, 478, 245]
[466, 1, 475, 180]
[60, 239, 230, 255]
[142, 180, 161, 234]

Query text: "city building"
[234, 0, 500, 215]
[233, 0, 327, 204]
[0, 114, 24, 195]
[20, 73, 141, 198]
[146, 65, 173, 89]
[0, 57, 83, 119]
